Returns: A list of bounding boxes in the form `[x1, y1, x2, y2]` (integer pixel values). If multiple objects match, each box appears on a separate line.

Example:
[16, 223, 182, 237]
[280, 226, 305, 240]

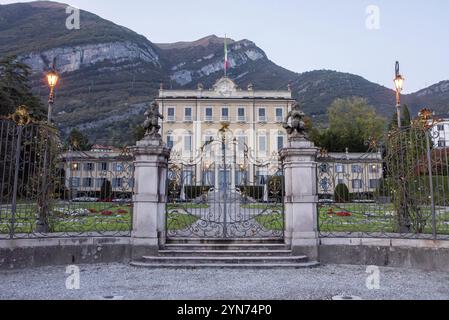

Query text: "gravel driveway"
[1, 263, 449, 300]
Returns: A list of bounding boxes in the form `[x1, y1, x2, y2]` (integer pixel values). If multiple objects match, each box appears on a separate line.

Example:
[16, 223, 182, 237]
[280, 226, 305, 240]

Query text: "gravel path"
[1, 263, 448, 300]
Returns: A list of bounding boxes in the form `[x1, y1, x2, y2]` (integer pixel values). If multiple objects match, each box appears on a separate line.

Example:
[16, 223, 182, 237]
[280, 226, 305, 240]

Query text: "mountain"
[0, 1, 167, 144]
[0, 1, 447, 145]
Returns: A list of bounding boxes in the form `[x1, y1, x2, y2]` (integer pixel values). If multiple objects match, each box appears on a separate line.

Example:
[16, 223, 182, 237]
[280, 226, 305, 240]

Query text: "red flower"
[101, 210, 114, 216]
[116, 209, 128, 215]
[336, 211, 352, 217]
[89, 208, 99, 214]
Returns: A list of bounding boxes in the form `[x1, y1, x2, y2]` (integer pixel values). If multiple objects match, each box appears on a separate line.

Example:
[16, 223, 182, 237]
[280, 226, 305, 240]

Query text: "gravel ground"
[0, 263, 448, 300]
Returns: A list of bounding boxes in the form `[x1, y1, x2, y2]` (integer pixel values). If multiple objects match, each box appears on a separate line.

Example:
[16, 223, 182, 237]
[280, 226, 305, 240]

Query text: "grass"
[0, 202, 205, 234]
[255, 214, 284, 231]
[167, 203, 209, 210]
[319, 203, 449, 235]
[241, 204, 283, 210]
[166, 212, 199, 231]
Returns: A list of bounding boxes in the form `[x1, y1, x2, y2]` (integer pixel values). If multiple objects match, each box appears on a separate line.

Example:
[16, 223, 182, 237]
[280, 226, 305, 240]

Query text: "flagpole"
[224, 34, 227, 78]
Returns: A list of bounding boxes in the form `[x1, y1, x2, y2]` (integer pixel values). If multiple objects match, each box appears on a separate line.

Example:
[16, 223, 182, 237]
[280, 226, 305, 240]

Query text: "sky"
[1, 0, 449, 93]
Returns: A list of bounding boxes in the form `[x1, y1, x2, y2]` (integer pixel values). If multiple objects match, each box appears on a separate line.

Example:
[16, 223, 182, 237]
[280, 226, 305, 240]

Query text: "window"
[438, 125, 445, 131]
[369, 164, 380, 173]
[336, 164, 345, 173]
[235, 170, 247, 186]
[167, 107, 175, 122]
[438, 140, 446, 148]
[205, 107, 213, 121]
[98, 162, 108, 171]
[221, 107, 229, 121]
[352, 165, 363, 173]
[277, 135, 285, 151]
[276, 108, 284, 122]
[352, 179, 363, 189]
[237, 108, 246, 122]
[258, 108, 267, 122]
[96, 178, 107, 188]
[237, 135, 247, 152]
[112, 178, 123, 188]
[184, 107, 193, 122]
[182, 170, 193, 185]
[167, 136, 174, 149]
[114, 163, 124, 172]
[84, 163, 94, 171]
[69, 178, 80, 188]
[256, 170, 268, 185]
[71, 163, 80, 171]
[369, 179, 380, 189]
[82, 178, 93, 188]
[203, 170, 215, 186]
[184, 135, 192, 152]
[338, 179, 345, 185]
[258, 135, 267, 153]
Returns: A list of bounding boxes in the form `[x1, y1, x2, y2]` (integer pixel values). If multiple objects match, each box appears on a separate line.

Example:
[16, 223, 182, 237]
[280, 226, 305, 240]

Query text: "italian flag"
[224, 37, 229, 75]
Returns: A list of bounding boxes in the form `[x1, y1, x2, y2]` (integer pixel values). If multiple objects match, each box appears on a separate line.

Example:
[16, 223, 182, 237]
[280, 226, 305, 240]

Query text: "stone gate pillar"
[131, 136, 170, 259]
[280, 102, 320, 260]
[280, 138, 320, 260]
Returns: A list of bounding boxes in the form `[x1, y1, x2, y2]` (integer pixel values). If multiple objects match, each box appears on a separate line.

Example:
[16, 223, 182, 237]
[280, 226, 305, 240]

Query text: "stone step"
[163, 244, 290, 251]
[140, 255, 308, 265]
[158, 250, 292, 257]
[166, 238, 285, 245]
[130, 261, 320, 270]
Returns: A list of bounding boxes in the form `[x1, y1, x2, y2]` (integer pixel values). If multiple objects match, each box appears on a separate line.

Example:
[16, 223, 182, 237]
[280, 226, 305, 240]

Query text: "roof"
[158, 77, 293, 100]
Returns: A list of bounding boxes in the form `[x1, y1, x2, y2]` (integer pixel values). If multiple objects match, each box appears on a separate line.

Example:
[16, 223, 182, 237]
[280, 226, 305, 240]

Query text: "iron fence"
[318, 118, 449, 240]
[0, 110, 134, 239]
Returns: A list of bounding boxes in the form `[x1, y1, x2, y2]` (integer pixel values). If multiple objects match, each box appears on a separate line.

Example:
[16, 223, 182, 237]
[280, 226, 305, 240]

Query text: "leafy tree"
[68, 128, 91, 151]
[334, 183, 350, 203]
[0, 55, 46, 119]
[388, 104, 412, 131]
[133, 124, 146, 142]
[100, 180, 112, 200]
[310, 97, 386, 152]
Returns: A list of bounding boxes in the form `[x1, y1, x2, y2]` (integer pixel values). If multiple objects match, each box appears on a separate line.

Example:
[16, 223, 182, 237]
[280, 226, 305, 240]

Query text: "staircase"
[130, 240, 319, 269]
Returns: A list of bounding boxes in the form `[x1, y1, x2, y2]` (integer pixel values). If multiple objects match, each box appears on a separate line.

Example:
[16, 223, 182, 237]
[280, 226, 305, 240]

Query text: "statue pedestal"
[131, 137, 170, 259]
[280, 138, 320, 260]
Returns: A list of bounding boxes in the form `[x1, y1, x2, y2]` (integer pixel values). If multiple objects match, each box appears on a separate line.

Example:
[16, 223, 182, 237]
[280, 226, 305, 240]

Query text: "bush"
[334, 183, 350, 203]
[184, 186, 212, 200]
[239, 186, 264, 201]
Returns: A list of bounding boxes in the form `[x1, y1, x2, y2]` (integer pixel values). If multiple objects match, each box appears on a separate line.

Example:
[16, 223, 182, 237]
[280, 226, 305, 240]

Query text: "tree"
[68, 128, 91, 151]
[388, 104, 412, 131]
[100, 180, 112, 200]
[311, 97, 386, 152]
[133, 124, 145, 142]
[0, 55, 46, 119]
[334, 183, 350, 203]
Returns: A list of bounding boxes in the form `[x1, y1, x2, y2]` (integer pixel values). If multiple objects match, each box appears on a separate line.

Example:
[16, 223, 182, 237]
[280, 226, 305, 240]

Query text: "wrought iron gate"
[166, 133, 284, 239]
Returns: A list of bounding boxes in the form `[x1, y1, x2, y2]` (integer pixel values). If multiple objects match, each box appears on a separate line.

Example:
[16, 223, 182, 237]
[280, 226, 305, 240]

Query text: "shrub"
[334, 183, 350, 203]
[101, 210, 113, 216]
[116, 209, 128, 215]
[336, 211, 352, 217]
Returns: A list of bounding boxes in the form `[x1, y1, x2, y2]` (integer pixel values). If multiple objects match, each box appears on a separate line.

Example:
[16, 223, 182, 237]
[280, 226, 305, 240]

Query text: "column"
[280, 138, 320, 260]
[131, 137, 171, 259]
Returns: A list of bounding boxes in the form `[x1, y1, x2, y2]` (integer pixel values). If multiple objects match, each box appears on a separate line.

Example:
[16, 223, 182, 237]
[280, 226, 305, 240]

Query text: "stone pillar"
[280, 138, 320, 260]
[131, 137, 170, 259]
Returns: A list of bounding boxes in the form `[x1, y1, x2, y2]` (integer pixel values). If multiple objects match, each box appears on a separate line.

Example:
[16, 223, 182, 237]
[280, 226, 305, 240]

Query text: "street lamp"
[46, 66, 60, 124]
[394, 61, 405, 128]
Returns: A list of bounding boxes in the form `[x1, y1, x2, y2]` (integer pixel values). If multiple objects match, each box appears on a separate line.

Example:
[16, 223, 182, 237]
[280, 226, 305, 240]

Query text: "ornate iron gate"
[166, 132, 284, 239]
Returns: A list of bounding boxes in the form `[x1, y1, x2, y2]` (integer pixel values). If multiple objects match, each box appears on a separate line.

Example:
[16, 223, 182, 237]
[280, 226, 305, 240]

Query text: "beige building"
[61, 145, 134, 199]
[157, 77, 295, 190]
[317, 152, 384, 196]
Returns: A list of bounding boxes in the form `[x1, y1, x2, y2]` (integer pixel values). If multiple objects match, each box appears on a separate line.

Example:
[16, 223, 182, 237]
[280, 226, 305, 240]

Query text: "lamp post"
[394, 61, 405, 128]
[46, 66, 60, 124]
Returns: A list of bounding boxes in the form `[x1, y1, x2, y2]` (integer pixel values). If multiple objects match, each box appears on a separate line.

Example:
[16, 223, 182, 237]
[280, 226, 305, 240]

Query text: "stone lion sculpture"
[143, 101, 164, 139]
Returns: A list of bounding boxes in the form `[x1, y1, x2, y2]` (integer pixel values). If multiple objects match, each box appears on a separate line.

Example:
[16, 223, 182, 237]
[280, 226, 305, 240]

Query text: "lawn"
[255, 214, 284, 231]
[319, 203, 449, 235]
[0, 202, 203, 235]
[166, 212, 199, 231]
